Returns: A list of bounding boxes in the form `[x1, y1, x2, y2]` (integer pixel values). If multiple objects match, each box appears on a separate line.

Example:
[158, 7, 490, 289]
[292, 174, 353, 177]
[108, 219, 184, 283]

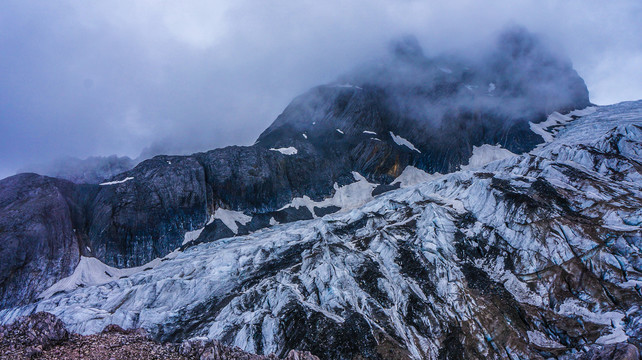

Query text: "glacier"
[1, 100, 641, 359]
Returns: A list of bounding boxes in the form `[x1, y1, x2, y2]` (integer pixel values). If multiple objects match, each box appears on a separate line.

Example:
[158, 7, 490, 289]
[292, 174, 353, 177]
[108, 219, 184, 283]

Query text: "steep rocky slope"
[2, 101, 640, 359]
[0, 28, 591, 309]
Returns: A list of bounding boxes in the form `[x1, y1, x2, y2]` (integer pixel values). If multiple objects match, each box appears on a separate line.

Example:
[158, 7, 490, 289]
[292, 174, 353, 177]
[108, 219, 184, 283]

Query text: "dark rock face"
[0, 174, 82, 309]
[0, 27, 591, 309]
[85, 155, 210, 268]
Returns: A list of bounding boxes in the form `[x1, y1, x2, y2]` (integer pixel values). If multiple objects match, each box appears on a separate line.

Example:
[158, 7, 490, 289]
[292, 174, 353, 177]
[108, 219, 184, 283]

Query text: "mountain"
[2, 100, 641, 359]
[2, 27, 637, 359]
[0, 28, 591, 311]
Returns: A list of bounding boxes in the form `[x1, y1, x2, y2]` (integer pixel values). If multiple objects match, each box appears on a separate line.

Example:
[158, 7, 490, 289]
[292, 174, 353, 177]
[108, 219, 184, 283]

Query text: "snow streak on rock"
[99, 177, 134, 186]
[389, 132, 421, 153]
[269, 147, 298, 155]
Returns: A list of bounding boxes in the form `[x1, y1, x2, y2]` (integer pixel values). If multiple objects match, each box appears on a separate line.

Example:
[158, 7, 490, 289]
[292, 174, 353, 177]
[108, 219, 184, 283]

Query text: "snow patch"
[336, 129, 344, 134]
[99, 177, 134, 186]
[183, 227, 204, 245]
[461, 144, 516, 170]
[391, 166, 439, 187]
[278, 172, 377, 218]
[596, 327, 629, 345]
[39, 254, 177, 299]
[558, 299, 626, 342]
[389, 132, 420, 153]
[363, 131, 377, 135]
[269, 147, 298, 155]
[527, 330, 564, 349]
[214, 208, 252, 234]
[302, 134, 307, 139]
[438, 67, 452, 74]
[488, 83, 496, 93]
[530, 112, 572, 143]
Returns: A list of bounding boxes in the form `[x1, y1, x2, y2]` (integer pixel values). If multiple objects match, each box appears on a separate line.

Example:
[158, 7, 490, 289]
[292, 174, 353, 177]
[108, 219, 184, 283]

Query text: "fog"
[1, 0, 641, 179]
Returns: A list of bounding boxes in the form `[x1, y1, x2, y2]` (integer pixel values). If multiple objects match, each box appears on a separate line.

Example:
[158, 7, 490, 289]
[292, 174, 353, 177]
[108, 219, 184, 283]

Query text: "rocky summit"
[0, 28, 640, 359]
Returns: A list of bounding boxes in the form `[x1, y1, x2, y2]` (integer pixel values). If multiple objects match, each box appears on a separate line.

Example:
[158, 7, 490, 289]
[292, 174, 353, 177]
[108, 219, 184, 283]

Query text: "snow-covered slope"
[1, 101, 641, 359]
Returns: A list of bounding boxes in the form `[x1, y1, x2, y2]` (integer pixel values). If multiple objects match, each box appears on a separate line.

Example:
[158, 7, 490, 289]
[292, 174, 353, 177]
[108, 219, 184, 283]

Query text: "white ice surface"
[39, 253, 177, 300]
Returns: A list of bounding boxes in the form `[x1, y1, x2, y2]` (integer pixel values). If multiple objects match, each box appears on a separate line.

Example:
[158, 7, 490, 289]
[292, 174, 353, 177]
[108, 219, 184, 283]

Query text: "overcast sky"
[1, 0, 641, 179]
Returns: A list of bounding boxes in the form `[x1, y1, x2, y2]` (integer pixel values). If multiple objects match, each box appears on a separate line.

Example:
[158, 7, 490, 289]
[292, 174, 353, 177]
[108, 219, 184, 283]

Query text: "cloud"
[0, 0, 640, 179]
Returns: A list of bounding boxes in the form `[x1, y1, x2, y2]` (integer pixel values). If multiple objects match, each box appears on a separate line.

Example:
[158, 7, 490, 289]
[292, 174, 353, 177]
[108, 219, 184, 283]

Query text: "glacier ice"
[1, 101, 641, 359]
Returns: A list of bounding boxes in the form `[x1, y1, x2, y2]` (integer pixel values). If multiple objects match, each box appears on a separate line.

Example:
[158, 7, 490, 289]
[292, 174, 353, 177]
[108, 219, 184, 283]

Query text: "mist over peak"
[335, 26, 589, 131]
[1, 0, 640, 180]
[389, 35, 425, 60]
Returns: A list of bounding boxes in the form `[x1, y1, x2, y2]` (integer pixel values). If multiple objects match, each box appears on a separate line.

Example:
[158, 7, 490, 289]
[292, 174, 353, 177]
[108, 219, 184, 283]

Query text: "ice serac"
[2, 101, 640, 359]
[0, 28, 591, 309]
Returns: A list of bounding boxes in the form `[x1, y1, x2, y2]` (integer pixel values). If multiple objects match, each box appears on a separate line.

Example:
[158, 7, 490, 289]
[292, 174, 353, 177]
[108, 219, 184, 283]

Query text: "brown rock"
[283, 349, 321, 360]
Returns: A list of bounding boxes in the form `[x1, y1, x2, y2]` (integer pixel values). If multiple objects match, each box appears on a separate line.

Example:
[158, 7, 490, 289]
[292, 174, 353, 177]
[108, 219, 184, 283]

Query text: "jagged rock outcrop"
[2, 101, 640, 359]
[0, 27, 591, 310]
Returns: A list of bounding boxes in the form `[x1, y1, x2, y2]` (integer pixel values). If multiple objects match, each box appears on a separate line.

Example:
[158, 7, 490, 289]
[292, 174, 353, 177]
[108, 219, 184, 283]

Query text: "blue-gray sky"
[1, 0, 641, 179]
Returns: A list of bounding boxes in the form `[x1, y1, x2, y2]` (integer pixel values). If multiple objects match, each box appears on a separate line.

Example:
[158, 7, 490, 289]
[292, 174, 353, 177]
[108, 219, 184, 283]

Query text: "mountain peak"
[389, 34, 425, 60]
